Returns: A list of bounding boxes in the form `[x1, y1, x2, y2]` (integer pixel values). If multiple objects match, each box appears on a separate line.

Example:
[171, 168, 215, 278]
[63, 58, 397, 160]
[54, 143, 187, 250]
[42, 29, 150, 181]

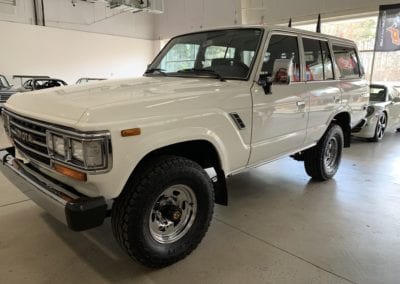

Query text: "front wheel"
[370, 113, 387, 142]
[111, 156, 214, 268]
[304, 124, 344, 181]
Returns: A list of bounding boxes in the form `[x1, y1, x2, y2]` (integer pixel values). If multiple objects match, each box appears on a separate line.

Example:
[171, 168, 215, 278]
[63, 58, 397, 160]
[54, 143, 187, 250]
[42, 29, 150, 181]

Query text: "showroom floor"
[1, 119, 399, 284]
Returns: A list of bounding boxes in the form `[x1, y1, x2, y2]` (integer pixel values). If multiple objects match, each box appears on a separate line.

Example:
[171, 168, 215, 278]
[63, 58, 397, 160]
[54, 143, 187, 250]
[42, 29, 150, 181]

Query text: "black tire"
[304, 124, 344, 181]
[111, 156, 214, 268]
[370, 113, 387, 142]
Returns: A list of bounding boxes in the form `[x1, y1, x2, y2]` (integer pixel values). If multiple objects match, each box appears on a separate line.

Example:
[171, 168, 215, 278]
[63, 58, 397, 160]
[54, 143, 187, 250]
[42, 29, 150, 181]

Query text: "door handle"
[334, 96, 341, 103]
[296, 101, 306, 108]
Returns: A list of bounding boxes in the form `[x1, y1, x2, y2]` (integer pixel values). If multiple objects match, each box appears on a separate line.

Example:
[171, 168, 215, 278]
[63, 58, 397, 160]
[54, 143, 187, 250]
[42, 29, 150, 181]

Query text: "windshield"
[0, 75, 10, 88]
[146, 29, 263, 80]
[370, 86, 387, 102]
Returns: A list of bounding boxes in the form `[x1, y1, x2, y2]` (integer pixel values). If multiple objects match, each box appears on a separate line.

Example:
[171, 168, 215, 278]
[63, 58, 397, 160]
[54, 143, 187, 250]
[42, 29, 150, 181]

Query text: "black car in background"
[22, 78, 67, 91]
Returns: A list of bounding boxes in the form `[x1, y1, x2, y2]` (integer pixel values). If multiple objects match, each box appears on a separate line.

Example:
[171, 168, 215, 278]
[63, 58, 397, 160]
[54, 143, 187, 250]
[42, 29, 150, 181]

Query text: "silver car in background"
[353, 83, 400, 142]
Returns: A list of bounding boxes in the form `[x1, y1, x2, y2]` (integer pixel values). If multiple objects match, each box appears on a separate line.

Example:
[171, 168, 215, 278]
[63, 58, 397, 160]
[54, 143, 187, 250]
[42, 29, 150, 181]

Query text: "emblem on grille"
[14, 128, 33, 143]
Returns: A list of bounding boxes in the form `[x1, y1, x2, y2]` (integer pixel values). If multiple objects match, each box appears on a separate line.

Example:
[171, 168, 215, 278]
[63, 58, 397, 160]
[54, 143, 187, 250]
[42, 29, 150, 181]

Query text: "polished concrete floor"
[1, 118, 400, 284]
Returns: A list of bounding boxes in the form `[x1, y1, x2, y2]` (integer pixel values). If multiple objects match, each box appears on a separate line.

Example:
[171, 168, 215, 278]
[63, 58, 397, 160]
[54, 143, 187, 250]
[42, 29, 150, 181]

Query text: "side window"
[262, 34, 300, 82]
[160, 43, 200, 72]
[302, 38, 334, 81]
[332, 45, 360, 79]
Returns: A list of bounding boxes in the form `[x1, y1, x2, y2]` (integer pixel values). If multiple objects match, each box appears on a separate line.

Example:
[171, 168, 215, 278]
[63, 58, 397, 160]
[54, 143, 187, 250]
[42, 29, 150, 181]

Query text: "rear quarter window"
[332, 45, 361, 79]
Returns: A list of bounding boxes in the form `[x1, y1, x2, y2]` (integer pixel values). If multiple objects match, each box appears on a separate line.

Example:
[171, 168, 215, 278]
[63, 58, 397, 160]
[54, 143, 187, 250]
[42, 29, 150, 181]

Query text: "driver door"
[249, 32, 309, 166]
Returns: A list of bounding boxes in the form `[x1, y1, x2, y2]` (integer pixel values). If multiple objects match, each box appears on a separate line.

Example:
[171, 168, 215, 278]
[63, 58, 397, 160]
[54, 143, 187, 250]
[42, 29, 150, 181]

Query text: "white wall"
[155, 0, 242, 40]
[0, 21, 156, 84]
[0, 0, 34, 25]
[241, 0, 400, 25]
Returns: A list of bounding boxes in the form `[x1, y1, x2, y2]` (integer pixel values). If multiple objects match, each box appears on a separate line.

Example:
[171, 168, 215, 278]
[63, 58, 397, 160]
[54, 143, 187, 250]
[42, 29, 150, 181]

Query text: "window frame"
[259, 31, 304, 83]
[147, 28, 265, 81]
[331, 42, 362, 80]
[300, 36, 335, 82]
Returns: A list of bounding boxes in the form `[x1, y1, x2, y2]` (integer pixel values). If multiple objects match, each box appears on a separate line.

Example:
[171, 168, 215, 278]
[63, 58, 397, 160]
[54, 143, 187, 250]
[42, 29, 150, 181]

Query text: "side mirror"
[257, 73, 273, 94]
[393, 97, 400, 103]
[272, 59, 293, 85]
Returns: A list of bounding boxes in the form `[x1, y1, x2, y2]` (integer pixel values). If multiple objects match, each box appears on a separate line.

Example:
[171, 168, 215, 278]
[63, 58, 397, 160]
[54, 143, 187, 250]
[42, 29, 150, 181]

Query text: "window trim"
[258, 31, 304, 83]
[331, 42, 363, 80]
[146, 28, 265, 81]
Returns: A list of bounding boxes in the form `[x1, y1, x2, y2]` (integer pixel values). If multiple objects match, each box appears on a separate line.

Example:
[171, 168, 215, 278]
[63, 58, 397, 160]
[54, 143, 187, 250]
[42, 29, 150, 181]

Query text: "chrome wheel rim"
[376, 115, 386, 140]
[149, 185, 197, 244]
[324, 137, 338, 172]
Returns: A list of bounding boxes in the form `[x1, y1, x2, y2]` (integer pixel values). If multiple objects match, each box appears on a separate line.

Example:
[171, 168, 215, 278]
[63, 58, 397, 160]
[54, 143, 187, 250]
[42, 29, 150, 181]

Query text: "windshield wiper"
[144, 68, 167, 76]
[177, 68, 225, 81]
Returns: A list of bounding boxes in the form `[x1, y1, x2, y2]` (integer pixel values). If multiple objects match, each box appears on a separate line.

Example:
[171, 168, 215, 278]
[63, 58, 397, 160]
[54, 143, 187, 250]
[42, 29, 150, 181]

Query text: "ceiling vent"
[78, 0, 164, 14]
[109, 0, 164, 14]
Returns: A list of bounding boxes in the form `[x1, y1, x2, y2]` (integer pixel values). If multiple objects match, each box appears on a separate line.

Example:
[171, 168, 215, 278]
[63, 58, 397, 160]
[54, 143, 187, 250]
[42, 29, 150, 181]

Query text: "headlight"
[52, 135, 65, 157]
[85, 141, 104, 167]
[366, 106, 375, 117]
[71, 140, 84, 161]
[47, 131, 111, 172]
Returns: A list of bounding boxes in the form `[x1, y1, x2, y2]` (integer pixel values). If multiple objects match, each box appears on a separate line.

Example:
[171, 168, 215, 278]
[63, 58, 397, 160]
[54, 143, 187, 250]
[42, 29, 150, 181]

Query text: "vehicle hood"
[4, 76, 230, 127]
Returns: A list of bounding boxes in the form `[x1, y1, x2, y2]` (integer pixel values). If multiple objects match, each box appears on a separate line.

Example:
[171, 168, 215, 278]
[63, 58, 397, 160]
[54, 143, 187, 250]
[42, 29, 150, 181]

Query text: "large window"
[295, 16, 400, 82]
[262, 34, 300, 82]
[149, 29, 263, 80]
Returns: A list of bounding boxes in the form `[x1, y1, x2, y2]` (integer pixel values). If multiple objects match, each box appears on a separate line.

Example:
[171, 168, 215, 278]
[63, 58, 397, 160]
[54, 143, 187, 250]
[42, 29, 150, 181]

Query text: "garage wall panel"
[0, 21, 156, 84]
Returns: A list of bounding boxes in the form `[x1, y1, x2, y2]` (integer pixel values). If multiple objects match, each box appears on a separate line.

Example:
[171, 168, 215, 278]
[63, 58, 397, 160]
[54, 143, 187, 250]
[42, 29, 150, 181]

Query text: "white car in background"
[353, 83, 400, 142]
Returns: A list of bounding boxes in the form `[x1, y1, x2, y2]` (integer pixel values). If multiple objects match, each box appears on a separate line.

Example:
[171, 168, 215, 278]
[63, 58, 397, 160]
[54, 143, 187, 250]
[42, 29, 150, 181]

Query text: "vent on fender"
[229, 113, 246, 130]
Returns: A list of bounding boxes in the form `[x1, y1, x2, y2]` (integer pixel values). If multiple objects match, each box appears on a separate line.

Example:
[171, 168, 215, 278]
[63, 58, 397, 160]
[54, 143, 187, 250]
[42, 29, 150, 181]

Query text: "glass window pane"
[302, 38, 324, 81]
[160, 43, 200, 72]
[262, 35, 300, 82]
[203, 46, 235, 68]
[333, 45, 360, 79]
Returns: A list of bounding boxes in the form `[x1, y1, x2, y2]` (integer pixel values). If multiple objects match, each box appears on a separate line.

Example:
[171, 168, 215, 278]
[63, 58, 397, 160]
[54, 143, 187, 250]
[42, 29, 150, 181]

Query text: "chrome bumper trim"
[0, 147, 107, 231]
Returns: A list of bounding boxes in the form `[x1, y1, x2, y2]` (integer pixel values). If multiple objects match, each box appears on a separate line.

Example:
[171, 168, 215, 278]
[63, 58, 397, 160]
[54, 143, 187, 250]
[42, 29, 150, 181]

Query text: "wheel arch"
[128, 140, 228, 206]
[331, 112, 351, 148]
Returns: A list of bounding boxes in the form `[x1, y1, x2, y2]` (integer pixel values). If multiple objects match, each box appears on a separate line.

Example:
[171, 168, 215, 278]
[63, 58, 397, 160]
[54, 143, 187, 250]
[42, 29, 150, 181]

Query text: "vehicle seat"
[377, 90, 386, 101]
[211, 58, 249, 78]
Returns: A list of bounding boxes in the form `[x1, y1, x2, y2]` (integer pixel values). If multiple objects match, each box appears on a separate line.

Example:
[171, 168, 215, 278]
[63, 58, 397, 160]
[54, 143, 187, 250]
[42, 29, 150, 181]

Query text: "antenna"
[316, 14, 321, 33]
[288, 18, 292, 28]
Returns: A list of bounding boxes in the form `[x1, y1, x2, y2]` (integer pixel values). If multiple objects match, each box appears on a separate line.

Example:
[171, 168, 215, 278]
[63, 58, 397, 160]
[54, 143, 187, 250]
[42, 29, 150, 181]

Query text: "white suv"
[0, 26, 368, 268]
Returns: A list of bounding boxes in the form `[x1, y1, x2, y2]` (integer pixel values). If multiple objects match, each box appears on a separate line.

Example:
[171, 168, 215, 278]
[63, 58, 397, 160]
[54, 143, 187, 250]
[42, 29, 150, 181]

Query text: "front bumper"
[0, 147, 107, 231]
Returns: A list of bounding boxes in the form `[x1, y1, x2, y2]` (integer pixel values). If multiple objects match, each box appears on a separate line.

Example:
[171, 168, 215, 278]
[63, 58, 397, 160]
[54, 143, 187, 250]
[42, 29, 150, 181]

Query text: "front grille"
[0, 93, 13, 103]
[6, 112, 51, 165]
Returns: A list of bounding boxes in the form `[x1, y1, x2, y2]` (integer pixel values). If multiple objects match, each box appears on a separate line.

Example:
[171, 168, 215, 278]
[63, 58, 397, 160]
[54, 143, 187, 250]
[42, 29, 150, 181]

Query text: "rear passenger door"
[302, 37, 342, 145]
[331, 44, 369, 127]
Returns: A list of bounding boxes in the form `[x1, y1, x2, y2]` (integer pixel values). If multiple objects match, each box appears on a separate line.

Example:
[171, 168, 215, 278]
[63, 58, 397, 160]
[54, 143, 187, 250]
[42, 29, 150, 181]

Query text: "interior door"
[249, 33, 309, 166]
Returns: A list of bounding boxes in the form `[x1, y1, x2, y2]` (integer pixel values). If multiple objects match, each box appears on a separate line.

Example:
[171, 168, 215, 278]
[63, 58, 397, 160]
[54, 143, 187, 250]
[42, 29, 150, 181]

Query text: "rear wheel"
[111, 156, 214, 268]
[370, 113, 387, 142]
[304, 124, 344, 181]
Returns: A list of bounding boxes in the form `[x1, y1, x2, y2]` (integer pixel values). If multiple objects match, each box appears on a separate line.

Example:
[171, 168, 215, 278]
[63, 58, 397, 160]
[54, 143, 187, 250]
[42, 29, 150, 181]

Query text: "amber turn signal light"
[121, 128, 141, 137]
[54, 163, 87, 182]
